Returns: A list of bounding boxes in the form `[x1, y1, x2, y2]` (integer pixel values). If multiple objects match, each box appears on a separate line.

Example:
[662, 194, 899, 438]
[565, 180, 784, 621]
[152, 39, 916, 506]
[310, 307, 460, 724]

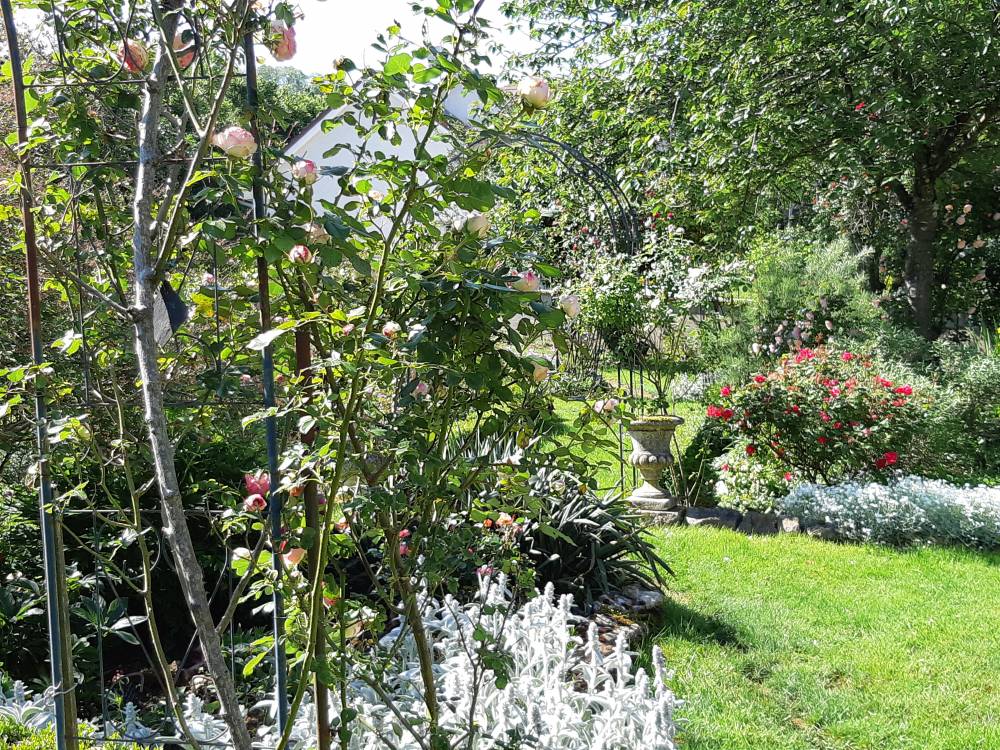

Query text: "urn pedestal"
[626, 416, 684, 516]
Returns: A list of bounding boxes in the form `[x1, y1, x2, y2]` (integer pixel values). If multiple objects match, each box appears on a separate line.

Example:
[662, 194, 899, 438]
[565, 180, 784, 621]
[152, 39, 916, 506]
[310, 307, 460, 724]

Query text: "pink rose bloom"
[283, 547, 306, 567]
[398, 529, 411, 540]
[512, 270, 540, 292]
[291, 159, 318, 185]
[212, 126, 257, 159]
[413, 381, 430, 397]
[202, 272, 216, 286]
[244, 470, 271, 496]
[720, 385, 732, 397]
[516, 76, 551, 108]
[240, 373, 253, 386]
[173, 31, 197, 69]
[268, 20, 297, 61]
[288, 244, 312, 264]
[381, 321, 401, 338]
[243, 493, 267, 512]
[341, 323, 356, 336]
[532, 363, 550, 382]
[398, 542, 410, 557]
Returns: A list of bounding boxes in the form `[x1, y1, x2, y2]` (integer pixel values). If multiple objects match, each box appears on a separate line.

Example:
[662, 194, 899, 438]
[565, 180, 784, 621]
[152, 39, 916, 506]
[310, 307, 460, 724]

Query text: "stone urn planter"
[626, 416, 684, 516]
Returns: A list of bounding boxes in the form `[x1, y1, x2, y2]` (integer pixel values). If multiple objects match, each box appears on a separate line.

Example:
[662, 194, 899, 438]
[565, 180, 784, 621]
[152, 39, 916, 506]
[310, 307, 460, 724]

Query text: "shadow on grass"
[649, 596, 747, 652]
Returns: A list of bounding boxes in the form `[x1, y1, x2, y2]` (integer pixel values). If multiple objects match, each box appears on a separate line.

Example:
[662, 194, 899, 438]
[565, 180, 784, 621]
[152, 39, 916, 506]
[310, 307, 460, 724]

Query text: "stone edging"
[649, 506, 840, 540]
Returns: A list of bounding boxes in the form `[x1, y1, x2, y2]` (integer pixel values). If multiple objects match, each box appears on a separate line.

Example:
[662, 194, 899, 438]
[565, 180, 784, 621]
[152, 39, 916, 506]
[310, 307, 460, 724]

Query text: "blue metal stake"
[244, 33, 290, 731]
[1, 2, 75, 747]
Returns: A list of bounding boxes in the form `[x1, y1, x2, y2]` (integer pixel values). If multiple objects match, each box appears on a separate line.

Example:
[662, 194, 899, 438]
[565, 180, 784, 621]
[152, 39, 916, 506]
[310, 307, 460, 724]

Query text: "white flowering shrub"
[255, 576, 679, 750]
[778, 476, 1000, 548]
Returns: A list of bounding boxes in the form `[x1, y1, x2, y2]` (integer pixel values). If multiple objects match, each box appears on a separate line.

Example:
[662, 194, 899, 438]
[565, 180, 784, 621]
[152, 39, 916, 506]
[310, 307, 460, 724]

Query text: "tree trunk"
[904, 171, 938, 340]
[130, 9, 252, 750]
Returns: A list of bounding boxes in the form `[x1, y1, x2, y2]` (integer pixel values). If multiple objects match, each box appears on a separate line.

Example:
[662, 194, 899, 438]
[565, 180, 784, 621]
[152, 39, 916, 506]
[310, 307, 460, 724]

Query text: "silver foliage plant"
[779, 476, 1000, 547]
[255, 575, 680, 749]
[0, 681, 55, 730]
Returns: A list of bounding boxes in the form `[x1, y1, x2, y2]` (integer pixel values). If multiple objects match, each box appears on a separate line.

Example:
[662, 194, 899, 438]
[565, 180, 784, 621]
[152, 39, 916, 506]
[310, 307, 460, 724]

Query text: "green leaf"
[384, 53, 412, 77]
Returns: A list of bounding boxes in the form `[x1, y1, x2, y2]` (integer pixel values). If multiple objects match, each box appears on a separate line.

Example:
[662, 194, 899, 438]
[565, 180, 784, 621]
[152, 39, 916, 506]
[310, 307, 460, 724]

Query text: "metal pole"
[1, 3, 78, 748]
[243, 33, 289, 731]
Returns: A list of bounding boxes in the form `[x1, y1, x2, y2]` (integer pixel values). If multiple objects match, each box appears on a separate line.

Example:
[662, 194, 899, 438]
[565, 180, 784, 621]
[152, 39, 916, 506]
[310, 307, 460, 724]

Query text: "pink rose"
[341, 323, 356, 336]
[413, 381, 430, 397]
[268, 20, 297, 61]
[243, 493, 267, 512]
[240, 373, 253, 386]
[288, 244, 312, 264]
[202, 272, 216, 286]
[118, 39, 149, 74]
[511, 270, 540, 292]
[244, 470, 271, 496]
[381, 321, 401, 338]
[720, 385, 732, 397]
[291, 159, 318, 185]
[212, 126, 257, 159]
[398, 529, 411, 540]
[516, 76, 551, 109]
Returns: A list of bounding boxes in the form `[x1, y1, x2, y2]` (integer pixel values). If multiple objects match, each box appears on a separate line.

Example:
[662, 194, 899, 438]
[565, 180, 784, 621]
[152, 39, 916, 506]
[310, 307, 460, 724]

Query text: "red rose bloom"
[745, 444, 757, 456]
[894, 385, 913, 395]
[753, 374, 767, 384]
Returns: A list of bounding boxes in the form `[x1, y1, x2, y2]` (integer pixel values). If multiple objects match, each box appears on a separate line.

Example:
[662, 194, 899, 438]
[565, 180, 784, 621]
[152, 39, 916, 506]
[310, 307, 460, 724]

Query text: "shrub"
[707, 346, 965, 509]
[698, 232, 880, 382]
[778, 476, 1000, 548]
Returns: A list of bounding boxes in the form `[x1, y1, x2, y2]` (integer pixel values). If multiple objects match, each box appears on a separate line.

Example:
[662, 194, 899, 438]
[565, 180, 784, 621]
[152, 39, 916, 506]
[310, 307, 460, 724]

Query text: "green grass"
[544, 398, 704, 491]
[649, 526, 1000, 750]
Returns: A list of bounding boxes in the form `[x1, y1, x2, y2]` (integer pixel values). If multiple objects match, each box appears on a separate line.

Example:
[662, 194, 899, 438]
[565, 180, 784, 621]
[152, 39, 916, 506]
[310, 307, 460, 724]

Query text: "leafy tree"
[505, 0, 1000, 338]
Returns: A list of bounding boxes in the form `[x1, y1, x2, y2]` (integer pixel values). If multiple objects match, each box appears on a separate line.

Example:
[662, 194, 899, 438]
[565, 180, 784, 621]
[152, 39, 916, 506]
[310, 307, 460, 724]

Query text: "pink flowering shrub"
[708, 347, 936, 506]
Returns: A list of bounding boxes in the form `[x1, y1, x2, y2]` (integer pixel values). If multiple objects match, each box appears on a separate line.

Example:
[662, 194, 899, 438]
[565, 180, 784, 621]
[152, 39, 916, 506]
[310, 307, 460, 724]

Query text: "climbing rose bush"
[778, 477, 1000, 548]
[708, 347, 935, 508]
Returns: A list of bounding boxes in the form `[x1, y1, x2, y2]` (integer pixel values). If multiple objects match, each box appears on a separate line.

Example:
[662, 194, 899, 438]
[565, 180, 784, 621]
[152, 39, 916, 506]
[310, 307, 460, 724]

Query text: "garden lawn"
[650, 526, 1000, 750]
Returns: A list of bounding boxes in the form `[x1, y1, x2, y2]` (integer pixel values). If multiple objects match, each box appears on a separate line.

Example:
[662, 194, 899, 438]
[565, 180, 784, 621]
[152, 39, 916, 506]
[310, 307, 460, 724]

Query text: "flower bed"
[777, 476, 1000, 548]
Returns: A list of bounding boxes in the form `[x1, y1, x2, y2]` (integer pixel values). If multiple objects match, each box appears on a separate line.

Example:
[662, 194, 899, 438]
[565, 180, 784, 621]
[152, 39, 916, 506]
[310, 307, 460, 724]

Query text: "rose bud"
[454, 212, 490, 238]
[288, 244, 313, 264]
[511, 269, 540, 292]
[173, 30, 197, 69]
[291, 159, 318, 185]
[118, 39, 149, 74]
[559, 294, 581, 318]
[282, 547, 306, 567]
[243, 493, 267, 512]
[211, 126, 257, 159]
[516, 76, 551, 109]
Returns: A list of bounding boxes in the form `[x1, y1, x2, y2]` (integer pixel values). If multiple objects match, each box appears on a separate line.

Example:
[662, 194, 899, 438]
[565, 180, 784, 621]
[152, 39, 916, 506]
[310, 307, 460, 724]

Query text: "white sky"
[261, 0, 536, 76]
[12, 2, 537, 77]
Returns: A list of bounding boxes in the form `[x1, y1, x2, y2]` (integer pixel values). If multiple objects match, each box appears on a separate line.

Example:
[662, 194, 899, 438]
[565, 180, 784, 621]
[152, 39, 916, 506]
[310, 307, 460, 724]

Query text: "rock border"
[650, 505, 839, 540]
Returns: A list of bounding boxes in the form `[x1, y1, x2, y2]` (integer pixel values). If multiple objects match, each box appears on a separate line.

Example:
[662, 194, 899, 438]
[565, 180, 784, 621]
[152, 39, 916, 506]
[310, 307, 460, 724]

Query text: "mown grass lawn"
[648, 527, 1000, 750]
